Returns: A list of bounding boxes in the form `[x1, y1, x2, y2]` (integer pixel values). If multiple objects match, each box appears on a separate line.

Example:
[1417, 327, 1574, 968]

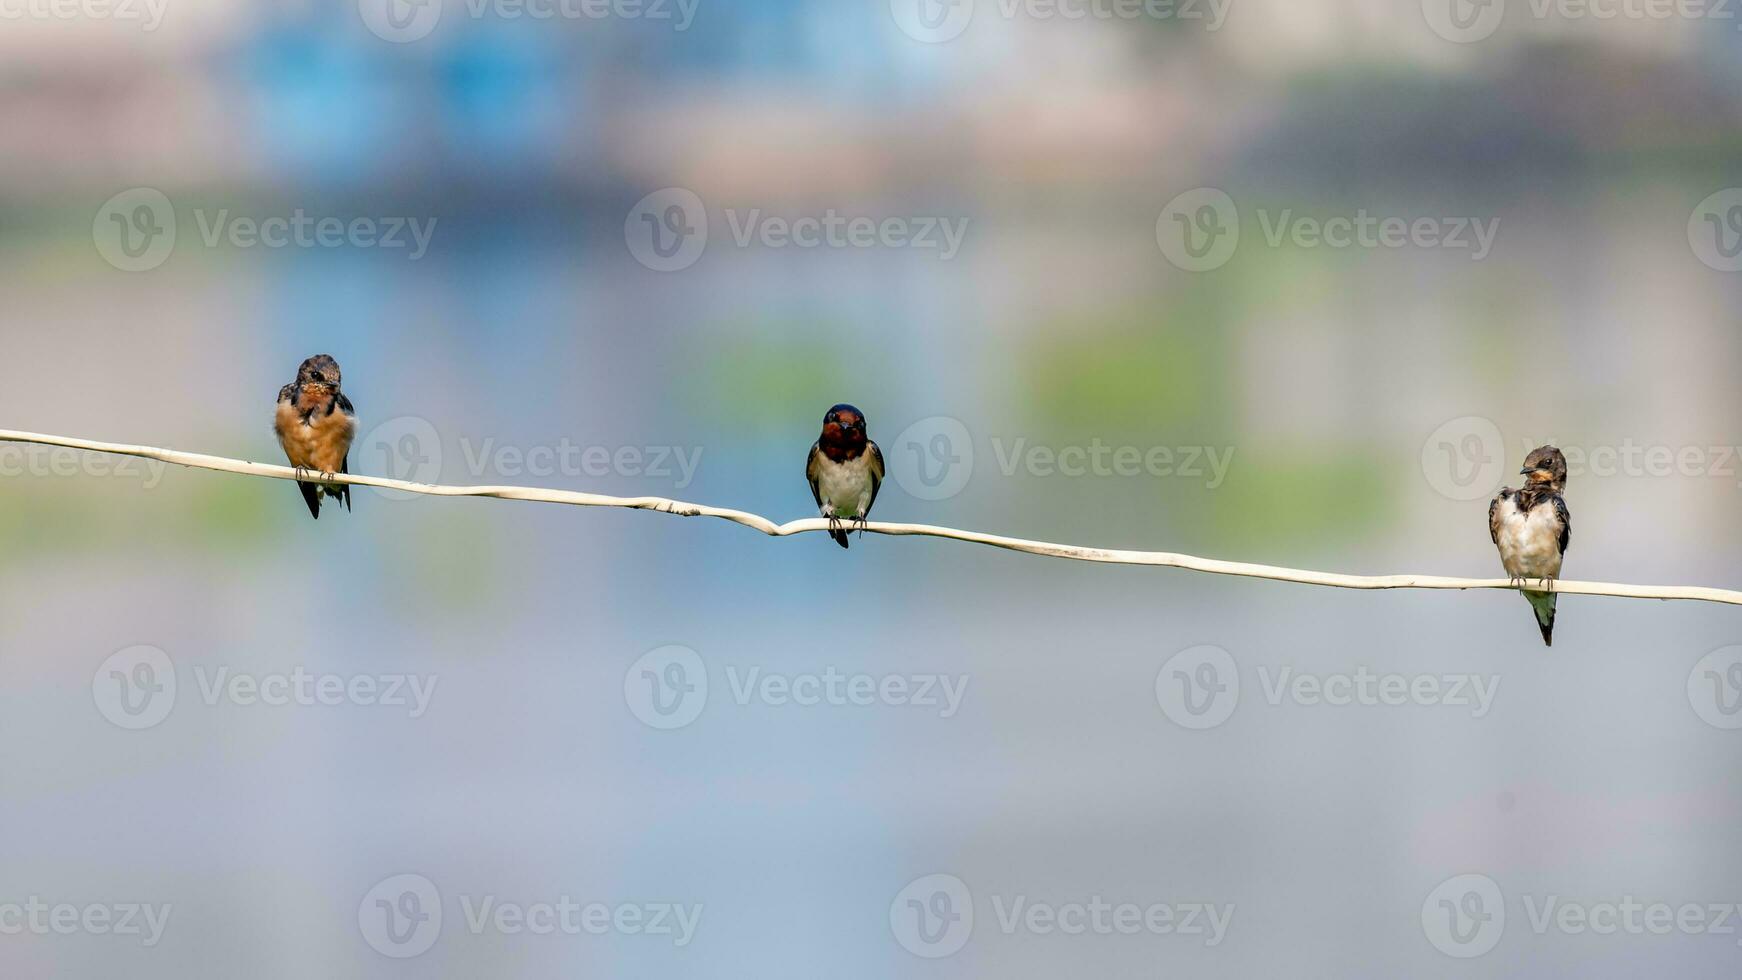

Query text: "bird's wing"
[1487, 489, 1507, 546]
[866, 440, 885, 514]
[1554, 494, 1570, 555]
[805, 441, 825, 509]
[337, 391, 356, 417]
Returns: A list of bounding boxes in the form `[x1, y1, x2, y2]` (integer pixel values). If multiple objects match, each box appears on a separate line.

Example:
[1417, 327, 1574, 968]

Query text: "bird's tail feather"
[829, 529, 850, 549]
[296, 481, 321, 520]
[1525, 590, 1557, 647]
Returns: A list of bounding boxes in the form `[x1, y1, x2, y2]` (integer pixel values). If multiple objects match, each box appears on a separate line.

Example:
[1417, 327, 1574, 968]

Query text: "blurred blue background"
[0, 0, 1740, 976]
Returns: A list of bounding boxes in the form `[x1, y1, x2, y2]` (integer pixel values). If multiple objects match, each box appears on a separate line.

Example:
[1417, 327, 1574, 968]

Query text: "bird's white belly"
[1497, 498, 1563, 580]
[816, 456, 873, 517]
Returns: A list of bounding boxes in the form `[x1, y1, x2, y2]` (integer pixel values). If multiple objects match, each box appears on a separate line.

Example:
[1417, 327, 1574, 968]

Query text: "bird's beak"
[1520, 466, 1533, 475]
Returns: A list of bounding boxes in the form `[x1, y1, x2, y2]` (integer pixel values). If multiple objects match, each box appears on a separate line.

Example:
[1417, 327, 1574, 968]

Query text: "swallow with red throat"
[806, 404, 884, 549]
[274, 354, 356, 520]
[1488, 445, 1570, 646]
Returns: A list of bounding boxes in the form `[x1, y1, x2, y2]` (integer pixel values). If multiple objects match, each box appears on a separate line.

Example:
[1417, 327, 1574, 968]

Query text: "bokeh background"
[1, 0, 1741, 976]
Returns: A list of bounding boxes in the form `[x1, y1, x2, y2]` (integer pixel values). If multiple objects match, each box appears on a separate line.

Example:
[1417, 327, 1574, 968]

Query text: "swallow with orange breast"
[273, 354, 356, 520]
[1488, 445, 1571, 646]
[806, 404, 884, 549]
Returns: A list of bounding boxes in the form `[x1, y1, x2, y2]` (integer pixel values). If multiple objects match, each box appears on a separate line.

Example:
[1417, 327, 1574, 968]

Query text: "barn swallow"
[273, 354, 356, 520]
[1488, 445, 1571, 646]
[806, 404, 884, 549]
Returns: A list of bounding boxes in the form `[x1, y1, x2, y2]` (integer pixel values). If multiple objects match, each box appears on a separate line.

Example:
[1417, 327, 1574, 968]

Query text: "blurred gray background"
[1, 0, 1740, 976]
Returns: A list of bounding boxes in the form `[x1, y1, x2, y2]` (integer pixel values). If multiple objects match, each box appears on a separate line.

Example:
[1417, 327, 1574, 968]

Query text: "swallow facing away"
[806, 404, 884, 549]
[273, 354, 356, 520]
[1488, 445, 1571, 646]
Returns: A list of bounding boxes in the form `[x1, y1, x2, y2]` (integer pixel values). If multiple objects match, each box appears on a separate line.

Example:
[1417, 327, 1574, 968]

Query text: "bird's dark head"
[296, 354, 343, 389]
[820, 404, 868, 456]
[1520, 445, 1567, 489]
